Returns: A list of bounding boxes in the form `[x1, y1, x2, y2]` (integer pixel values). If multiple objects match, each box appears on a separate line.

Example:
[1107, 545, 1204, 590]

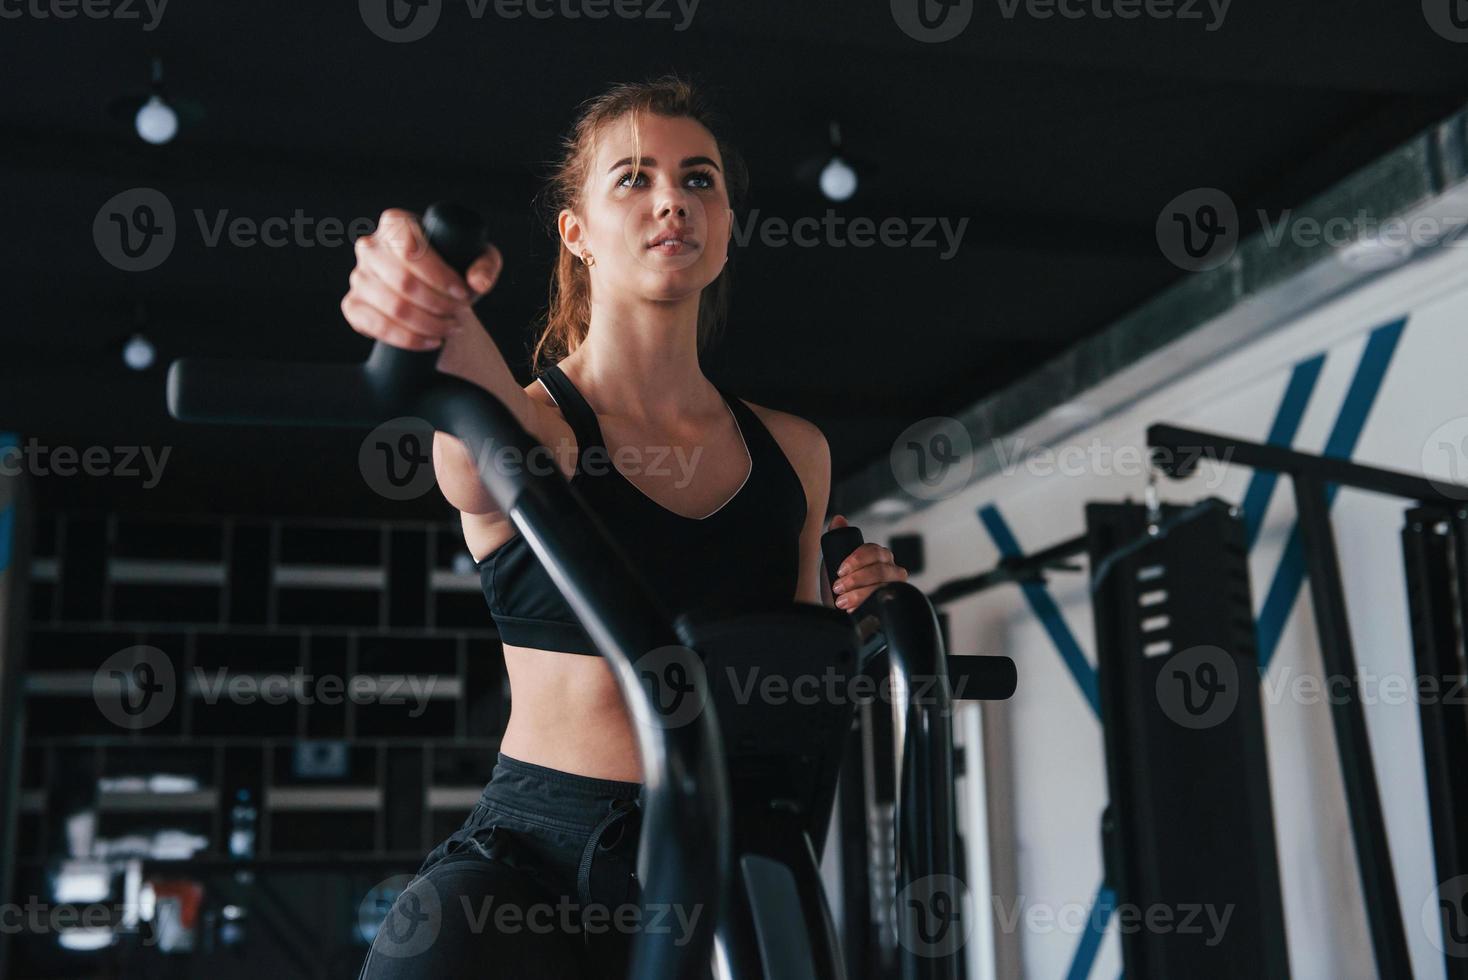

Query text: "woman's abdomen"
[498, 645, 643, 783]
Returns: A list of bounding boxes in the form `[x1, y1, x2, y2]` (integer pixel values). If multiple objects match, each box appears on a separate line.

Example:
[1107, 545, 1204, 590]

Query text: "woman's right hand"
[341, 208, 504, 351]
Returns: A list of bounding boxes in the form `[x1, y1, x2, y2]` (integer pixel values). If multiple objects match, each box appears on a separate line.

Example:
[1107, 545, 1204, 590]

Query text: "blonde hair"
[530, 75, 748, 375]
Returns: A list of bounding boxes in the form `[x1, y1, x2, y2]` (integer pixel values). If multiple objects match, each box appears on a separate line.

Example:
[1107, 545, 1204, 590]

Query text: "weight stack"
[1086, 498, 1288, 980]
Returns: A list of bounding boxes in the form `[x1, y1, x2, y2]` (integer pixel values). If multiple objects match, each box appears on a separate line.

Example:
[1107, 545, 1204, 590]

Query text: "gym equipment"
[1088, 499, 1287, 979]
[166, 203, 1017, 979]
[1402, 506, 1468, 979]
[927, 496, 1290, 978]
[1149, 423, 1468, 980]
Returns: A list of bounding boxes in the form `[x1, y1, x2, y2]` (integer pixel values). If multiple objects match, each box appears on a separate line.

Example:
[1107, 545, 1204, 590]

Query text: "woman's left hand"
[825, 514, 910, 611]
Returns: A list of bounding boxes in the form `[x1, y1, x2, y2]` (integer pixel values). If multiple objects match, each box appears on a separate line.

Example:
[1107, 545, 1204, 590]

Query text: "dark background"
[3, 0, 1467, 521]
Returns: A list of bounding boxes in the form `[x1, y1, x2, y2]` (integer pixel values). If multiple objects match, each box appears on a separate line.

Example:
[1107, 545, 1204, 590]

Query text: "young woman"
[347, 77, 910, 979]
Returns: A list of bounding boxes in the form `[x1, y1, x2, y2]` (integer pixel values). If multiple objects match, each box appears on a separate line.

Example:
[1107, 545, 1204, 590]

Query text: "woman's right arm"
[340, 208, 558, 517]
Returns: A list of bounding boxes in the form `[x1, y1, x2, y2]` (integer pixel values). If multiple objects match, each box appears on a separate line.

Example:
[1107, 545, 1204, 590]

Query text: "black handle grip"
[947, 655, 1018, 701]
[364, 202, 489, 401]
[168, 202, 490, 428]
[821, 525, 865, 585]
[421, 201, 490, 277]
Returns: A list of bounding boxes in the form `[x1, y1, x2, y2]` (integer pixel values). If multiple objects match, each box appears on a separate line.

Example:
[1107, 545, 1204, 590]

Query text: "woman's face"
[561, 112, 733, 306]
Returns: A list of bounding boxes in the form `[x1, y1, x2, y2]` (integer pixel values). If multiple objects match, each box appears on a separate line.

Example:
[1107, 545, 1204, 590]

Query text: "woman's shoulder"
[734, 397, 830, 507]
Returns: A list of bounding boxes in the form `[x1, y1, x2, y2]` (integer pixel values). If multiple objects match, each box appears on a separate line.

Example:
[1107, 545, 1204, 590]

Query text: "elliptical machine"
[166, 204, 1017, 979]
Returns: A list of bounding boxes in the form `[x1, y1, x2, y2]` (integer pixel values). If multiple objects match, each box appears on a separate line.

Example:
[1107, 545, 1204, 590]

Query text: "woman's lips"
[645, 238, 699, 256]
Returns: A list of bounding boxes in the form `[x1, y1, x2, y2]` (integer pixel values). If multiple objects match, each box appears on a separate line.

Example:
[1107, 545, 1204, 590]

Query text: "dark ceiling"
[4, 1, 1468, 522]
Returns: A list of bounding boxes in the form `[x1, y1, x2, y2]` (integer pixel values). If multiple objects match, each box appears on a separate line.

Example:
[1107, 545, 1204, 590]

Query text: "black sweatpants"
[358, 754, 645, 979]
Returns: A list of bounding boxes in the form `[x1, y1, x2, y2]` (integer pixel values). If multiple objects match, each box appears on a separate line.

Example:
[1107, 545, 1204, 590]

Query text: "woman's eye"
[615, 170, 716, 189]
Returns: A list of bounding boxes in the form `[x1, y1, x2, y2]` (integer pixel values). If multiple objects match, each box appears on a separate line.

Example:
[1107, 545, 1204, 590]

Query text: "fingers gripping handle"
[821, 525, 865, 587]
[167, 202, 490, 427]
[364, 202, 489, 400]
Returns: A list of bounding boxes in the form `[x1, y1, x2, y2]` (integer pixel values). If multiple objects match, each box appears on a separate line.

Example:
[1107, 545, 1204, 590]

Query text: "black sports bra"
[476, 363, 808, 655]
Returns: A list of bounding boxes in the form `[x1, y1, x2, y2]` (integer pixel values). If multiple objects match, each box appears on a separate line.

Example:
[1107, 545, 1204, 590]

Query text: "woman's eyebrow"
[606, 155, 723, 173]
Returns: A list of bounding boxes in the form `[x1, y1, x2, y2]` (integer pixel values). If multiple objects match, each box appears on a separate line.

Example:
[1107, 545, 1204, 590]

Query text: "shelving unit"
[17, 511, 511, 867]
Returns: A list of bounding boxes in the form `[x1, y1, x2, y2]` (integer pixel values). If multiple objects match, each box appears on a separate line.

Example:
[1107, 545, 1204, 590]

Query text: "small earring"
[581, 251, 596, 268]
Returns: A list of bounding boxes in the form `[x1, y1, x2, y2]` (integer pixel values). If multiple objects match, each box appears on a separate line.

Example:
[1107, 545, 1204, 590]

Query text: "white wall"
[862, 242, 1468, 980]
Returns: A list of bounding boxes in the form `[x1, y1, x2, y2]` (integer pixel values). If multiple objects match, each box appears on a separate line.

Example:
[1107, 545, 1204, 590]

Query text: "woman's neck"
[567, 292, 720, 425]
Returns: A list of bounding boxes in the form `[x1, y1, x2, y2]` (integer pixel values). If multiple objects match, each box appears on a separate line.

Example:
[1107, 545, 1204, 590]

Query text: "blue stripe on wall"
[1064, 883, 1117, 980]
[1240, 354, 1327, 549]
[1255, 319, 1407, 670]
[0, 432, 15, 575]
[978, 504, 1101, 717]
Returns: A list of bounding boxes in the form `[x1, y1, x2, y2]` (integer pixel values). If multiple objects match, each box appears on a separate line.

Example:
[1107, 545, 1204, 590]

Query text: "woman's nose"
[656, 196, 689, 220]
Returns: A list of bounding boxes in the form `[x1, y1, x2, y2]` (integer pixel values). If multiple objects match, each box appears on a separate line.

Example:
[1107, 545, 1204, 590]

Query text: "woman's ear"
[557, 208, 584, 253]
